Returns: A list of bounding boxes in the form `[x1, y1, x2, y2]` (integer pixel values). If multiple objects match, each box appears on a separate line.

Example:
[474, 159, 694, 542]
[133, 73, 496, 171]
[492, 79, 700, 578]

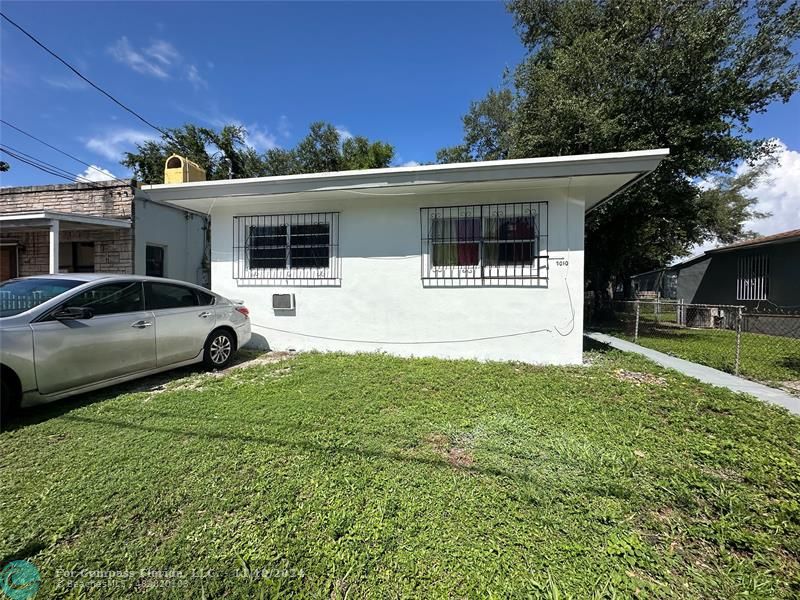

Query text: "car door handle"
[198, 311, 212, 318]
[131, 320, 153, 328]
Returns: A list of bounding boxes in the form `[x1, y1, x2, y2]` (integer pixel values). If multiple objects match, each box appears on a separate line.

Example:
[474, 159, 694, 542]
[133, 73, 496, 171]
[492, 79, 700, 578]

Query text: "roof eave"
[706, 235, 800, 254]
[142, 149, 669, 206]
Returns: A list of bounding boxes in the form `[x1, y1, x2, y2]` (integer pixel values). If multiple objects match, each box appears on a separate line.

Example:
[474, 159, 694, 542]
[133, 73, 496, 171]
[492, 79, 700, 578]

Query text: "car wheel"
[204, 329, 235, 370]
[0, 378, 20, 424]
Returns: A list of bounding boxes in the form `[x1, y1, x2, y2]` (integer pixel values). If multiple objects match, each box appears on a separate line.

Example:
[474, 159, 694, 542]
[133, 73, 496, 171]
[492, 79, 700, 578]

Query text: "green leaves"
[442, 0, 800, 294]
[2, 350, 800, 596]
[122, 121, 395, 184]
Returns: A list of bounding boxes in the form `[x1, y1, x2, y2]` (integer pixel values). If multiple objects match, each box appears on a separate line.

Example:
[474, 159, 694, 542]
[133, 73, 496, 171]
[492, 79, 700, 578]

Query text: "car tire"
[1, 377, 20, 425]
[203, 329, 235, 370]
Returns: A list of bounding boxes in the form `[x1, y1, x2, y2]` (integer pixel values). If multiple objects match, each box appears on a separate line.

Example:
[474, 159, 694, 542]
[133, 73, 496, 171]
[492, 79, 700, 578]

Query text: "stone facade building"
[0, 180, 208, 285]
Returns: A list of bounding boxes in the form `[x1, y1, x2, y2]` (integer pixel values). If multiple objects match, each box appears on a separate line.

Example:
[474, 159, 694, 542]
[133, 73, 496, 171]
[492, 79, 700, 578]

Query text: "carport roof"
[0, 211, 131, 230]
[141, 149, 669, 214]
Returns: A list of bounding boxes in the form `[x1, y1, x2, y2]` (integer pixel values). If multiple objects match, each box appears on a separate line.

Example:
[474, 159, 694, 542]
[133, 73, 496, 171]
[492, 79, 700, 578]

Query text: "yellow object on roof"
[164, 154, 206, 184]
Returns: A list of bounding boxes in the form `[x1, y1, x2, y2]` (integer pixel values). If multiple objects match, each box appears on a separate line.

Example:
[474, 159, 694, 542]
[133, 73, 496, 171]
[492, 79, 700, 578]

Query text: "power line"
[0, 11, 172, 141]
[0, 119, 129, 185]
[0, 147, 88, 185]
[250, 321, 554, 345]
[1, 143, 98, 185]
[0, 145, 101, 187]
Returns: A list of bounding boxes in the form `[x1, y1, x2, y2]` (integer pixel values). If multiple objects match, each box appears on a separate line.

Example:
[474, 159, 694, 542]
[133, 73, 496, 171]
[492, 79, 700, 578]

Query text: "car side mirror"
[53, 306, 94, 320]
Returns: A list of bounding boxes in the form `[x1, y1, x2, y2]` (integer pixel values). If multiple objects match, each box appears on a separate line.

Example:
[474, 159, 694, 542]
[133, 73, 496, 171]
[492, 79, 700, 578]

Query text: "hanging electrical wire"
[1, 147, 84, 184]
[0, 119, 129, 185]
[0, 11, 173, 142]
[0, 145, 101, 187]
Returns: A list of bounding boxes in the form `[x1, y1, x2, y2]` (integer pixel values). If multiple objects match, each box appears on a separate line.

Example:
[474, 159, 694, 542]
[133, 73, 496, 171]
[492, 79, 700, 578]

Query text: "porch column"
[48, 219, 60, 274]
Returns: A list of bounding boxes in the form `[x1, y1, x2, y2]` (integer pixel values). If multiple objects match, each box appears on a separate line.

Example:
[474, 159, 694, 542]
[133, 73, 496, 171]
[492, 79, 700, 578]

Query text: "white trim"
[133, 192, 209, 219]
[737, 254, 769, 301]
[142, 149, 669, 213]
[0, 211, 131, 229]
[235, 212, 338, 281]
[144, 148, 669, 192]
[48, 219, 59, 274]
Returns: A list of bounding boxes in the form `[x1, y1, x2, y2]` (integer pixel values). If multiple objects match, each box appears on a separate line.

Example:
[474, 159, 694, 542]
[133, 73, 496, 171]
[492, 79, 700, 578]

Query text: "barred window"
[421, 202, 548, 286]
[737, 254, 769, 300]
[233, 213, 340, 282]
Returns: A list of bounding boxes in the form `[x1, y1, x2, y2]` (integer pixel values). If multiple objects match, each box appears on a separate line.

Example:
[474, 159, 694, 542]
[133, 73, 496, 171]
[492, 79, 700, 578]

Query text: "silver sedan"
[0, 274, 251, 418]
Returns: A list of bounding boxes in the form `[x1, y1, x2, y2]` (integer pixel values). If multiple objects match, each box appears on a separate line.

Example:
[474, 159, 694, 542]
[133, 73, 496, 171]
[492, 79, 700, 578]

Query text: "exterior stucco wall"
[677, 241, 800, 308]
[133, 197, 208, 286]
[209, 187, 585, 365]
[676, 258, 711, 303]
[765, 241, 800, 306]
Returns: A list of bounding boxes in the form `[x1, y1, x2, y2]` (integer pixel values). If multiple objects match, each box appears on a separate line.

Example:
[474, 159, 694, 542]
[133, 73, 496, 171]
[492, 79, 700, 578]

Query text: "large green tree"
[439, 0, 799, 299]
[123, 121, 395, 184]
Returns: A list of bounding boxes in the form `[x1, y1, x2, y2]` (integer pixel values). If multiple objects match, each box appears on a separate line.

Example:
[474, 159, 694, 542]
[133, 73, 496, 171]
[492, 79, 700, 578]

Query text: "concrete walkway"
[586, 331, 800, 416]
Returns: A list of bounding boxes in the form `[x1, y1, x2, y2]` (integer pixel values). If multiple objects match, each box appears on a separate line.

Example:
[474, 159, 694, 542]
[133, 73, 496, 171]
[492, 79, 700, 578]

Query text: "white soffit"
[142, 148, 669, 213]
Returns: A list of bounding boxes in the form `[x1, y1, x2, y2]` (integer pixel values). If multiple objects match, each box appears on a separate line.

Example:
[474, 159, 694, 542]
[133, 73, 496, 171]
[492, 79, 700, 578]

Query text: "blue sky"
[1, 1, 524, 185]
[1, 1, 798, 237]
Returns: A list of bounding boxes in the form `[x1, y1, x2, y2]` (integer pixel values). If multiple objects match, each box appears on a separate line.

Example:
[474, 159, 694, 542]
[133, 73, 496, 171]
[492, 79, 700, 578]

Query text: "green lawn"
[2, 349, 800, 598]
[601, 320, 800, 390]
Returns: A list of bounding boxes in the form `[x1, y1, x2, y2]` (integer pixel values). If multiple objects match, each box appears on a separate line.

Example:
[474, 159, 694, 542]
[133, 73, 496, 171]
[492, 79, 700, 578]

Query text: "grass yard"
[2, 348, 800, 598]
[601, 321, 800, 391]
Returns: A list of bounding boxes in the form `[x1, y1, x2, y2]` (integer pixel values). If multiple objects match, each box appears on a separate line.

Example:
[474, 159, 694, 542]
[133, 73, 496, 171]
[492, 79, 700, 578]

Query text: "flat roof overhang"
[0, 211, 131, 231]
[142, 149, 669, 214]
[706, 233, 800, 254]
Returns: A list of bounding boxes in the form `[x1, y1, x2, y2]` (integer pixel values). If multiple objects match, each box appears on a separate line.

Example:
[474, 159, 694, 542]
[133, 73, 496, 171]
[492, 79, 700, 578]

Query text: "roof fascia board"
[143, 150, 669, 203]
[0, 211, 131, 229]
[707, 235, 800, 254]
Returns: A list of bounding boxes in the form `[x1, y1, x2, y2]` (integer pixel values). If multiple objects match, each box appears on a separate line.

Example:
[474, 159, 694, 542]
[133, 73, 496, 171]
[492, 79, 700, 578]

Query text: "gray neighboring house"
[632, 229, 800, 309]
[0, 180, 208, 285]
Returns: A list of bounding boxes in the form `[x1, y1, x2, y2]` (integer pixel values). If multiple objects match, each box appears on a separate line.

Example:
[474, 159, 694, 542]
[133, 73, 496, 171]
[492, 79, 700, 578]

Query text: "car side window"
[196, 289, 215, 306]
[66, 282, 144, 316]
[145, 282, 199, 310]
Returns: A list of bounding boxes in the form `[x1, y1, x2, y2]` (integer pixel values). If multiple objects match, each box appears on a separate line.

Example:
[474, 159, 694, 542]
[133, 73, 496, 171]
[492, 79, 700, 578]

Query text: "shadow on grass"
[58, 411, 547, 485]
[0, 540, 47, 567]
[1, 351, 269, 434]
[779, 356, 800, 374]
[583, 335, 612, 353]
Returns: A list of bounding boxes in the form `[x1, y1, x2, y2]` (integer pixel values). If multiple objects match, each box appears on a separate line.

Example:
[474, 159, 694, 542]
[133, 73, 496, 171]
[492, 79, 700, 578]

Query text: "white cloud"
[742, 141, 800, 236]
[685, 140, 800, 258]
[186, 65, 207, 90]
[86, 129, 156, 161]
[399, 160, 420, 168]
[277, 115, 291, 139]
[243, 124, 278, 152]
[146, 40, 179, 66]
[108, 37, 190, 82]
[335, 126, 353, 141]
[42, 76, 87, 91]
[109, 37, 170, 78]
[79, 165, 117, 182]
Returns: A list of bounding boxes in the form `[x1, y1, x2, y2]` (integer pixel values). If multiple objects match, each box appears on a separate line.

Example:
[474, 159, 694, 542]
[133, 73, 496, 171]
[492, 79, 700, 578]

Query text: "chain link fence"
[589, 299, 800, 394]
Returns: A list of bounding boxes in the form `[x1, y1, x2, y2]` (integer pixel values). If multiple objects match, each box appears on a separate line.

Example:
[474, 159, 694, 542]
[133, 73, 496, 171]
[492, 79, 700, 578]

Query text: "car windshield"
[0, 278, 85, 318]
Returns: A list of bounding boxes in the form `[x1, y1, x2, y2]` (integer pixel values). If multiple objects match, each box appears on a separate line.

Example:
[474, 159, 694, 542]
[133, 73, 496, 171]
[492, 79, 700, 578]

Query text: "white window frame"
[234, 212, 339, 282]
[421, 202, 548, 285]
[736, 254, 769, 301]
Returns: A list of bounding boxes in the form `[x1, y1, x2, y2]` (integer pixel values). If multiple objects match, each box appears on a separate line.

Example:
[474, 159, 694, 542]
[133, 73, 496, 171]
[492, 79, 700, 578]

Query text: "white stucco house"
[143, 149, 668, 364]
